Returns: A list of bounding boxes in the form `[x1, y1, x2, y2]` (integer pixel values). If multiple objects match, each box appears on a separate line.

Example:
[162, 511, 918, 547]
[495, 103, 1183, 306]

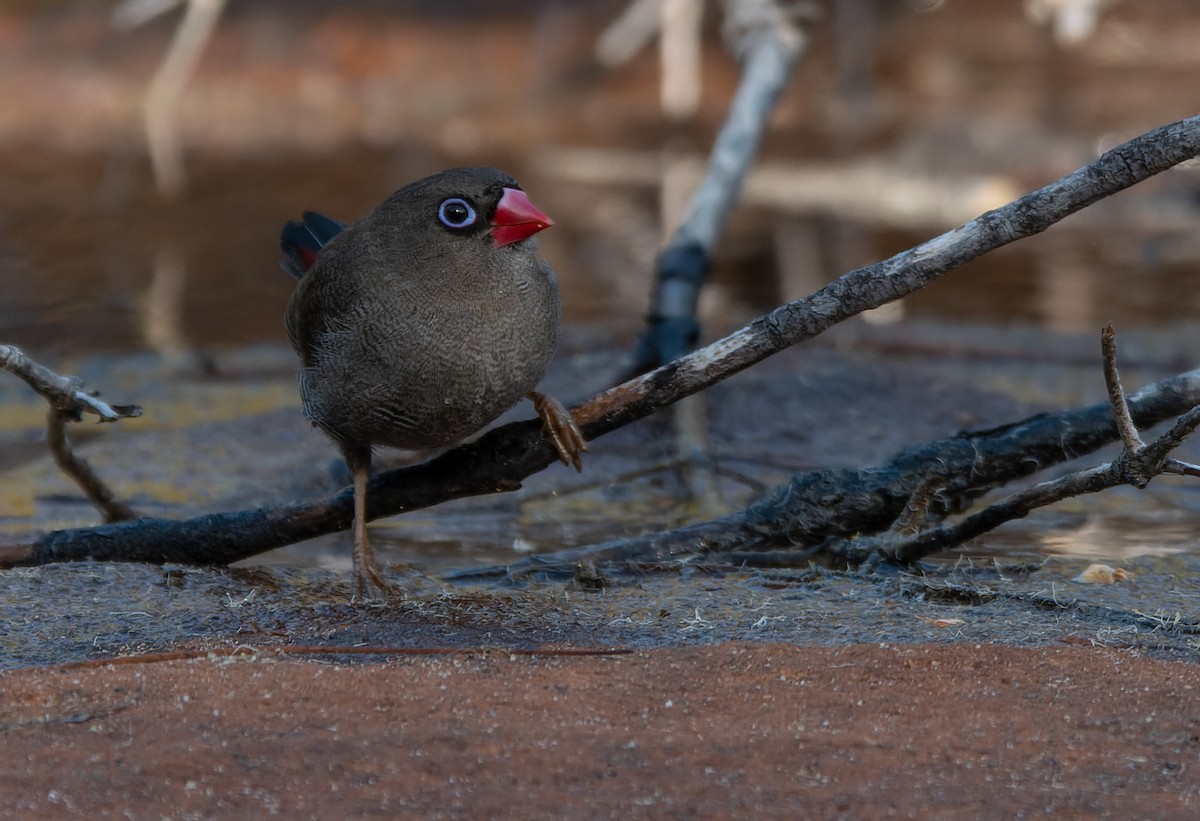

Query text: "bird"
[280, 167, 587, 596]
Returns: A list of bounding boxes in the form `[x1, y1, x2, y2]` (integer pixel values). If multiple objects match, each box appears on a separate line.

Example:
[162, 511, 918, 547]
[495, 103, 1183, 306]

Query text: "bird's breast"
[297, 259, 561, 452]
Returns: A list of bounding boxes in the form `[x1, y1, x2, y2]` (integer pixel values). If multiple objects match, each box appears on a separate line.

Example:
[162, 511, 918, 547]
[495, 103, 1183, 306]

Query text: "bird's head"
[393, 167, 554, 251]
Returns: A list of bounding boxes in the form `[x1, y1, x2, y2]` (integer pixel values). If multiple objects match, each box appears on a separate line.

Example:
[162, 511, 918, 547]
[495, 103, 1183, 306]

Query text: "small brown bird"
[281, 167, 586, 595]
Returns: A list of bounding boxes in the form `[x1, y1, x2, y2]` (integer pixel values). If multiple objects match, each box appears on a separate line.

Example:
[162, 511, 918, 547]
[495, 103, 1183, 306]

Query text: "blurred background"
[1, 0, 1199, 361]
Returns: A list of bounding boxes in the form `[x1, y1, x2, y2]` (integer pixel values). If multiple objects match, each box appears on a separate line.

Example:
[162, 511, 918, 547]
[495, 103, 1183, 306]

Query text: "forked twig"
[2, 344, 141, 522]
[46, 409, 138, 523]
[1102, 322, 1144, 453]
[873, 326, 1200, 564]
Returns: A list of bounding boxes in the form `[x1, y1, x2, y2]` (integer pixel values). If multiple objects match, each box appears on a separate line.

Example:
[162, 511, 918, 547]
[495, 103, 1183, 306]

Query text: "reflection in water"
[142, 245, 191, 366]
[924, 508, 1200, 568]
[1036, 245, 1097, 333]
[7, 147, 1195, 356]
[1038, 517, 1195, 562]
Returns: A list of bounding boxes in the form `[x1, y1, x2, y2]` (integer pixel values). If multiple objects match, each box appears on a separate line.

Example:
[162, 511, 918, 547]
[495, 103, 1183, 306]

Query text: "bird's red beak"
[492, 187, 554, 248]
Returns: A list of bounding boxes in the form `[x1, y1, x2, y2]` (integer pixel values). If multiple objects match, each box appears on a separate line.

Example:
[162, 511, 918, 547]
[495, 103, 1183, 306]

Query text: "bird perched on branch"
[281, 167, 586, 595]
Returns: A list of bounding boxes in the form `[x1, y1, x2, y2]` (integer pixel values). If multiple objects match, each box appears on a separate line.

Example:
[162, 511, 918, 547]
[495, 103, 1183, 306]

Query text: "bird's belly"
[301, 313, 555, 452]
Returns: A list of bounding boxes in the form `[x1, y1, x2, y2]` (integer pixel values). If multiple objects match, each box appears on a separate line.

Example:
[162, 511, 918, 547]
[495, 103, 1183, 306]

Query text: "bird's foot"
[353, 557, 401, 602]
[352, 520, 401, 601]
[528, 391, 587, 471]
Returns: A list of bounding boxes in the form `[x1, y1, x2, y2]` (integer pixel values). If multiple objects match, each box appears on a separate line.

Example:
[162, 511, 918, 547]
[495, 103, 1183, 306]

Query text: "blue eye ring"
[438, 197, 476, 229]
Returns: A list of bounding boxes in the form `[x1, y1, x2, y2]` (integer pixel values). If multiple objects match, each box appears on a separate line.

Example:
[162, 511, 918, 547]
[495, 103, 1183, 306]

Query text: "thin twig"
[1138, 407, 1200, 478]
[0, 345, 142, 423]
[0, 703, 135, 731]
[45, 409, 138, 524]
[1102, 324, 1200, 489]
[1101, 323, 1143, 451]
[43, 644, 633, 673]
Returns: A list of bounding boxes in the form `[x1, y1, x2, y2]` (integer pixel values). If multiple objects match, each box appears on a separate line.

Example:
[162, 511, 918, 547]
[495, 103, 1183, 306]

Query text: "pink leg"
[352, 462, 391, 597]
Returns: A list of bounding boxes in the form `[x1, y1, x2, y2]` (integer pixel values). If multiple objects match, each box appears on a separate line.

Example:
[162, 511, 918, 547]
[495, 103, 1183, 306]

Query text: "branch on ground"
[445, 359, 1200, 582]
[852, 325, 1200, 565]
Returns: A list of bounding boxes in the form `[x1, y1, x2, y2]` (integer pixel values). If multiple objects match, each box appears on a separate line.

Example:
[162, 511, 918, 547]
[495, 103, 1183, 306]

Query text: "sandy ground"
[3, 330, 1199, 818]
[3, 642, 1197, 819]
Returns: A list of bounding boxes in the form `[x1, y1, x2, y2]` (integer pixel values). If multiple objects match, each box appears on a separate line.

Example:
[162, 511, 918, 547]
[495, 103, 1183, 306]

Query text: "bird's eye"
[438, 197, 476, 229]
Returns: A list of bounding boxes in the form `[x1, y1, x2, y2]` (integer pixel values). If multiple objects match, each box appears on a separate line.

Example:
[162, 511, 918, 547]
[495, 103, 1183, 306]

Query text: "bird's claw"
[353, 558, 399, 601]
[528, 391, 587, 472]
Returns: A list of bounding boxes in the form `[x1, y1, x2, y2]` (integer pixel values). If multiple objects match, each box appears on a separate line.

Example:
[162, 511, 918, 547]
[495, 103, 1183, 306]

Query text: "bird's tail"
[279, 211, 346, 279]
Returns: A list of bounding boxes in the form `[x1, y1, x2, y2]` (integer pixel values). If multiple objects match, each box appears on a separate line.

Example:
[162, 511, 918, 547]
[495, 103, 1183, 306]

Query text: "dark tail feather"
[280, 211, 346, 279]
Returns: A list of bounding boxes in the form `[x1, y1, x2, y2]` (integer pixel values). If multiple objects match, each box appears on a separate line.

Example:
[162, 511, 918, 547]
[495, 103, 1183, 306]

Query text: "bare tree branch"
[0, 345, 142, 423]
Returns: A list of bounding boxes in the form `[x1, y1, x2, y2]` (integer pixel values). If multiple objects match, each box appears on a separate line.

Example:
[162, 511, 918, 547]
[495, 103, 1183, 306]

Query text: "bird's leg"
[347, 451, 393, 598]
[527, 391, 587, 471]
